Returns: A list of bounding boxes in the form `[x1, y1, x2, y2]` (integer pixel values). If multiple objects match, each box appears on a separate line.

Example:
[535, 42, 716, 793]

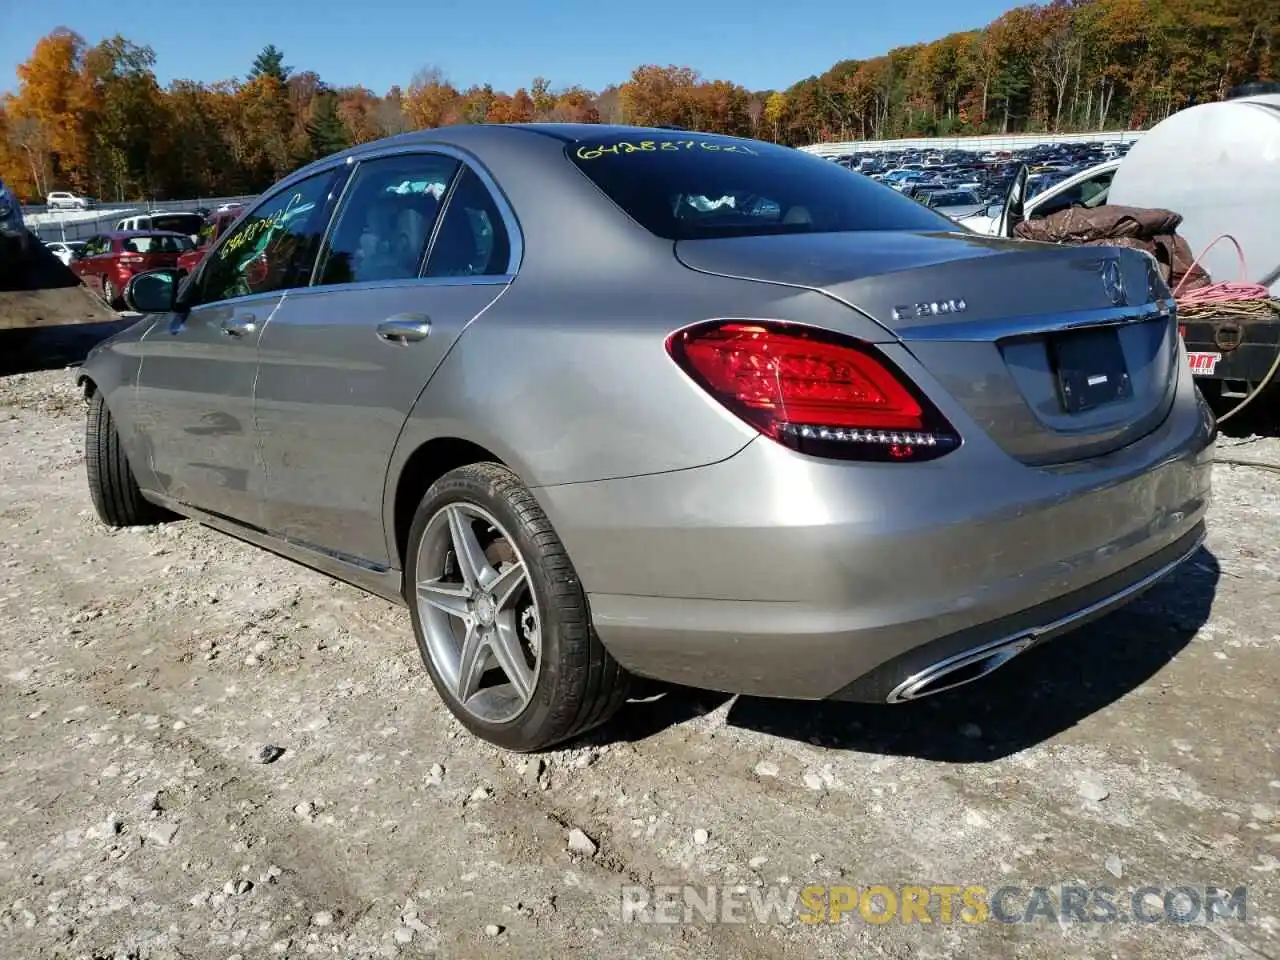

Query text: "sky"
[1, 0, 1029, 97]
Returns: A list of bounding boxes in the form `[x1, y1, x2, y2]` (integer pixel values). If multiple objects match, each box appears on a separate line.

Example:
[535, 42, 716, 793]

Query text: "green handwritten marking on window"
[574, 140, 759, 160]
[218, 191, 308, 260]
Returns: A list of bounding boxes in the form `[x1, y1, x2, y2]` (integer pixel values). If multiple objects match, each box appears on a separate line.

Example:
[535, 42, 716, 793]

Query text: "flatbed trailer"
[0, 228, 123, 371]
[1180, 303, 1280, 410]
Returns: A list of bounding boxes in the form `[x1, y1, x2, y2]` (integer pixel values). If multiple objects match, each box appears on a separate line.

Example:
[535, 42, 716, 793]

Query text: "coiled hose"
[1172, 234, 1280, 425]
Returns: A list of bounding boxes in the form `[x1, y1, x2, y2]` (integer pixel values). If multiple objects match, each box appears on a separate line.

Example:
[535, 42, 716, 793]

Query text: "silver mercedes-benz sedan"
[79, 124, 1215, 750]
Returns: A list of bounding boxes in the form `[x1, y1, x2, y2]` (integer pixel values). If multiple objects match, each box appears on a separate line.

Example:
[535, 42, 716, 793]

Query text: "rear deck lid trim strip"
[898, 299, 1174, 342]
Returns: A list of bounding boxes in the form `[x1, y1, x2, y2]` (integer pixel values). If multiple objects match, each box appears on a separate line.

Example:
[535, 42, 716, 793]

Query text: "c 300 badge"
[892, 299, 968, 321]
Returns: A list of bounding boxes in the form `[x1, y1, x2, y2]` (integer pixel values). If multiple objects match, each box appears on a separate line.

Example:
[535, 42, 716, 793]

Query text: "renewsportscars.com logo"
[619, 884, 1248, 926]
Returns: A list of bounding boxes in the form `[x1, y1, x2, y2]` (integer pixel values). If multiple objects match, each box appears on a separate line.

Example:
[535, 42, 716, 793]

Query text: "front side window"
[567, 133, 956, 240]
[196, 170, 340, 305]
[316, 153, 459, 286]
[424, 167, 512, 278]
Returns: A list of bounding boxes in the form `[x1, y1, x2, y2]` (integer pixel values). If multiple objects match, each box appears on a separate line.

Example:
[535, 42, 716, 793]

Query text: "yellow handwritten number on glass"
[576, 140, 758, 160]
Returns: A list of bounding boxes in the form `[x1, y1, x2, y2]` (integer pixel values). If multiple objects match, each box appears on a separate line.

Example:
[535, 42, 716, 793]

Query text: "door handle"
[376, 314, 432, 344]
[221, 314, 257, 337]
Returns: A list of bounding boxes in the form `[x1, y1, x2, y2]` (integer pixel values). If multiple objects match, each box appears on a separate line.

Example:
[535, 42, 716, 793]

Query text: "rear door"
[253, 151, 516, 569]
[133, 167, 346, 525]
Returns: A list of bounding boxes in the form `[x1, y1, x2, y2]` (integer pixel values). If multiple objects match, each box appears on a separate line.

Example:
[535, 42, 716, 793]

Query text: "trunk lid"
[675, 231, 1180, 466]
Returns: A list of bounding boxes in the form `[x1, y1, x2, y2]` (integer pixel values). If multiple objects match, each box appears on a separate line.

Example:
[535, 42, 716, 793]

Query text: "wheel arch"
[389, 436, 509, 571]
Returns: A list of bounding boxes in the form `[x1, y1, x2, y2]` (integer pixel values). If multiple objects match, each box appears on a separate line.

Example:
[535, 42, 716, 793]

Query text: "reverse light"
[666, 320, 960, 462]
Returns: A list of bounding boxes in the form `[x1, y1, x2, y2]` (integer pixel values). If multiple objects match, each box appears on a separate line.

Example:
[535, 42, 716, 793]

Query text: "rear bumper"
[534, 369, 1215, 700]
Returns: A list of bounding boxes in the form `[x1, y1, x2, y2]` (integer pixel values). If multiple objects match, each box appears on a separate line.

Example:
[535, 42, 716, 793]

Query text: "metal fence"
[800, 129, 1146, 157]
[23, 195, 258, 243]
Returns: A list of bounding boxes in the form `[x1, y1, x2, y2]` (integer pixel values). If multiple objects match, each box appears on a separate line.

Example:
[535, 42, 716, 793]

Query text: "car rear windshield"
[150, 214, 203, 234]
[566, 133, 956, 240]
[121, 234, 193, 254]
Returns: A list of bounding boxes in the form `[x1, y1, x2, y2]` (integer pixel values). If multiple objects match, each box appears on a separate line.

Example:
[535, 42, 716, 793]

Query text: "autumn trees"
[1, 0, 1274, 202]
[773, 0, 1274, 144]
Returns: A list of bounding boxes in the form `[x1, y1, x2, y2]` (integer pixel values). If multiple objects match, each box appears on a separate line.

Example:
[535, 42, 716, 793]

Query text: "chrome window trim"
[286, 275, 513, 301]
[898, 299, 1175, 342]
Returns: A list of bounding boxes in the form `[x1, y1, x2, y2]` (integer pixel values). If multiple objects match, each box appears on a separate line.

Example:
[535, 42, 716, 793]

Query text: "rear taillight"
[666, 320, 960, 462]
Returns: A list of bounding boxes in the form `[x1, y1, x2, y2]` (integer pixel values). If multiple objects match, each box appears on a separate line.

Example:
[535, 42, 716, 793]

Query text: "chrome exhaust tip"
[886, 634, 1037, 703]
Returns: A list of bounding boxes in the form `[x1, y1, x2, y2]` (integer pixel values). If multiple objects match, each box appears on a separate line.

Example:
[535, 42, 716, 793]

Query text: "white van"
[113, 212, 205, 242]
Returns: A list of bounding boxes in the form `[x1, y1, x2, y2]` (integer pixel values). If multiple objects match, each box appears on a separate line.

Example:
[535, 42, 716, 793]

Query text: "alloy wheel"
[414, 501, 541, 723]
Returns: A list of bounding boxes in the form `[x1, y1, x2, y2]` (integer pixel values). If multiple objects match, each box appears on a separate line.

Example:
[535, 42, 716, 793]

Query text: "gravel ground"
[1, 366, 1277, 960]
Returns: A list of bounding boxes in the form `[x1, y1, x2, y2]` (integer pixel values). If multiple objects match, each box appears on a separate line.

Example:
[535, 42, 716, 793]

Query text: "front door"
[254, 155, 516, 569]
[133, 167, 346, 526]
[998, 164, 1029, 237]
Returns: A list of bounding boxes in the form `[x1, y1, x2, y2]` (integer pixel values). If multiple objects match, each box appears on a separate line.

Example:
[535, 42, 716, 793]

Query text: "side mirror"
[124, 269, 180, 313]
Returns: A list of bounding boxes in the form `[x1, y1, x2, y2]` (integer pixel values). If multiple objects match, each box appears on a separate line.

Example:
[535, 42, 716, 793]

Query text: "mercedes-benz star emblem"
[1100, 258, 1127, 306]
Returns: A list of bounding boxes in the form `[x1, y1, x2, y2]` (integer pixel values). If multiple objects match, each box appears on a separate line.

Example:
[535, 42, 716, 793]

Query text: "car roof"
[119, 212, 202, 220]
[100, 230, 192, 239]
[292, 122, 761, 176]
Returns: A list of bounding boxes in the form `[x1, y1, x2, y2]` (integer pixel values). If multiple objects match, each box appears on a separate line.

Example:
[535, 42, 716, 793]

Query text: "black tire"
[85, 391, 170, 527]
[405, 462, 629, 751]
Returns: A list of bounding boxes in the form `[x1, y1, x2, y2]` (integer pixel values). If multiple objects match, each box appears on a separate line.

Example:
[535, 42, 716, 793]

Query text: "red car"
[176, 207, 243, 278]
[72, 230, 195, 307]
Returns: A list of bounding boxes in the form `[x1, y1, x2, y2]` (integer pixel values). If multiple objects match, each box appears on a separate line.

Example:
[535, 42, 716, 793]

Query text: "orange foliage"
[0, 1, 1273, 199]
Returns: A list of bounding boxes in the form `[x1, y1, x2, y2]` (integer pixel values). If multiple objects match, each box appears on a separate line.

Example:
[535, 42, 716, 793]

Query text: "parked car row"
[65, 231, 195, 307]
[827, 140, 1134, 222]
[36, 204, 245, 306]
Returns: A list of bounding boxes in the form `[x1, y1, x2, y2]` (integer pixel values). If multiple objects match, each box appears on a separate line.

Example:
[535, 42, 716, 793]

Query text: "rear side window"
[121, 234, 193, 254]
[567, 134, 956, 240]
[424, 167, 511, 278]
[316, 153, 459, 286]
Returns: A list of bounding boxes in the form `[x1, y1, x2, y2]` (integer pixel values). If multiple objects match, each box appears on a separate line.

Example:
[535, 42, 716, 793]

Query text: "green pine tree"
[249, 44, 291, 84]
[306, 92, 352, 159]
